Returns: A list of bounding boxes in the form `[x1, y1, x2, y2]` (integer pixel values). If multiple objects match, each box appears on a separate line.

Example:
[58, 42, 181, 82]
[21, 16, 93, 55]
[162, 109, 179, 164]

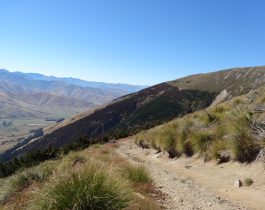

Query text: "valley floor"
[116, 138, 265, 210]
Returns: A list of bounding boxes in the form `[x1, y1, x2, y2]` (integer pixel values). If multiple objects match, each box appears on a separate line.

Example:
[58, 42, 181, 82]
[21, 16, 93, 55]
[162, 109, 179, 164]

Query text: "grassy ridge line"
[135, 85, 265, 163]
[0, 144, 160, 210]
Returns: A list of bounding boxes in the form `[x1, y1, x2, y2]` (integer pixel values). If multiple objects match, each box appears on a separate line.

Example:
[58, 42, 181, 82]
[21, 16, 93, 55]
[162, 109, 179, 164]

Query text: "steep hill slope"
[0, 93, 47, 118]
[135, 83, 265, 162]
[170, 66, 265, 95]
[3, 66, 265, 160]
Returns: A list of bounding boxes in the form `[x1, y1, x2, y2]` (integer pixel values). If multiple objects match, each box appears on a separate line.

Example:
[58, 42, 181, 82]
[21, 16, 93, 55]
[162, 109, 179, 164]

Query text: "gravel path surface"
[116, 139, 249, 210]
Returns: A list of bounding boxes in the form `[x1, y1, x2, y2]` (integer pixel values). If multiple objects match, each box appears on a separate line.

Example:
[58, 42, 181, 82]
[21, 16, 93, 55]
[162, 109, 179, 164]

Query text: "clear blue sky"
[0, 0, 265, 85]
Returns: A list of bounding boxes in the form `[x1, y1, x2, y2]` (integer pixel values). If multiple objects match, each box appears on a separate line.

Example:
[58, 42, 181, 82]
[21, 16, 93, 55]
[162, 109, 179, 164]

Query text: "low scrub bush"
[125, 165, 152, 184]
[11, 172, 34, 191]
[134, 95, 264, 164]
[11, 163, 54, 191]
[62, 153, 87, 168]
[32, 164, 131, 210]
[0, 178, 14, 203]
[206, 104, 230, 123]
[0, 161, 55, 204]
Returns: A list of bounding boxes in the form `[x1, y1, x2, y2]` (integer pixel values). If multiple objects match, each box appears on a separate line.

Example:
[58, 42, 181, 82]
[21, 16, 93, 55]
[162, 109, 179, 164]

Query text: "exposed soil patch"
[116, 138, 265, 210]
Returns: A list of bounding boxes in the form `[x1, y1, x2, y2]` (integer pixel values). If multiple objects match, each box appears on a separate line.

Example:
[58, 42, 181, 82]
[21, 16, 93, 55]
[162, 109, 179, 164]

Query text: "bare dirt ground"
[116, 138, 265, 210]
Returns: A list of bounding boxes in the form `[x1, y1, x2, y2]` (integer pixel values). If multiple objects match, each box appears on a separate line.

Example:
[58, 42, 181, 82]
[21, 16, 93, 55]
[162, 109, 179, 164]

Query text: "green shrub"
[125, 165, 152, 184]
[32, 164, 130, 210]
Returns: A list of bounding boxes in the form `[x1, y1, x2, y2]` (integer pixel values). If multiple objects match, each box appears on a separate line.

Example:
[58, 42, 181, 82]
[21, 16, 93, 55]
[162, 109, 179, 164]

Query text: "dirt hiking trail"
[116, 138, 265, 210]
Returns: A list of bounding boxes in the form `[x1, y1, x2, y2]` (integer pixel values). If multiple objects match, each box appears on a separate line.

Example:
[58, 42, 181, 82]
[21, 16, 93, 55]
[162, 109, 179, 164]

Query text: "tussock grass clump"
[11, 162, 54, 191]
[214, 104, 230, 113]
[191, 131, 215, 154]
[0, 160, 55, 204]
[11, 170, 43, 191]
[124, 165, 152, 184]
[159, 124, 177, 151]
[244, 178, 253, 186]
[229, 114, 260, 162]
[158, 123, 178, 157]
[258, 95, 265, 104]
[233, 96, 245, 105]
[57, 152, 87, 170]
[135, 89, 265, 164]
[32, 163, 131, 210]
[72, 155, 86, 166]
[209, 140, 227, 160]
[1, 144, 156, 209]
[231, 128, 260, 162]
[148, 130, 162, 152]
[92, 144, 101, 148]
[206, 104, 230, 123]
[192, 111, 209, 124]
[175, 119, 194, 156]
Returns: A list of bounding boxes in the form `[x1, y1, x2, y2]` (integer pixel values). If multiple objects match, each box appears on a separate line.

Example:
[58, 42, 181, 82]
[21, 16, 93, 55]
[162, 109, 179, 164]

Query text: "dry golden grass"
[135, 86, 265, 163]
[0, 143, 161, 210]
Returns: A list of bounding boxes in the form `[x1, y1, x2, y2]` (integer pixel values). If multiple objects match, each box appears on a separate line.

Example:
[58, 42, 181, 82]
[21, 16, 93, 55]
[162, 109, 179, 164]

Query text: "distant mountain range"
[5, 70, 146, 92]
[0, 69, 146, 118]
[4, 66, 265, 161]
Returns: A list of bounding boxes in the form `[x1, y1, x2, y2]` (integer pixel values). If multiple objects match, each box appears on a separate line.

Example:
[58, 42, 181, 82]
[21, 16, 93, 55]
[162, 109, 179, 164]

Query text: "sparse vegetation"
[0, 145, 60, 178]
[135, 86, 265, 163]
[0, 160, 56, 204]
[32, 163, 131, 210]
[230, 128, 260, 162]
[0, 144, 159, 210]
[125, 165, 152, 184]
[191, 131, 215, 154]
[244, 178, 254, 186]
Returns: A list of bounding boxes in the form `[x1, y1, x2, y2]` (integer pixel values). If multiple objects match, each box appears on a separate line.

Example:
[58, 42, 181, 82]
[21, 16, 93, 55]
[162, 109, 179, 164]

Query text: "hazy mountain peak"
[0, 68, 145, 119]
[0, 69, 147, 93]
